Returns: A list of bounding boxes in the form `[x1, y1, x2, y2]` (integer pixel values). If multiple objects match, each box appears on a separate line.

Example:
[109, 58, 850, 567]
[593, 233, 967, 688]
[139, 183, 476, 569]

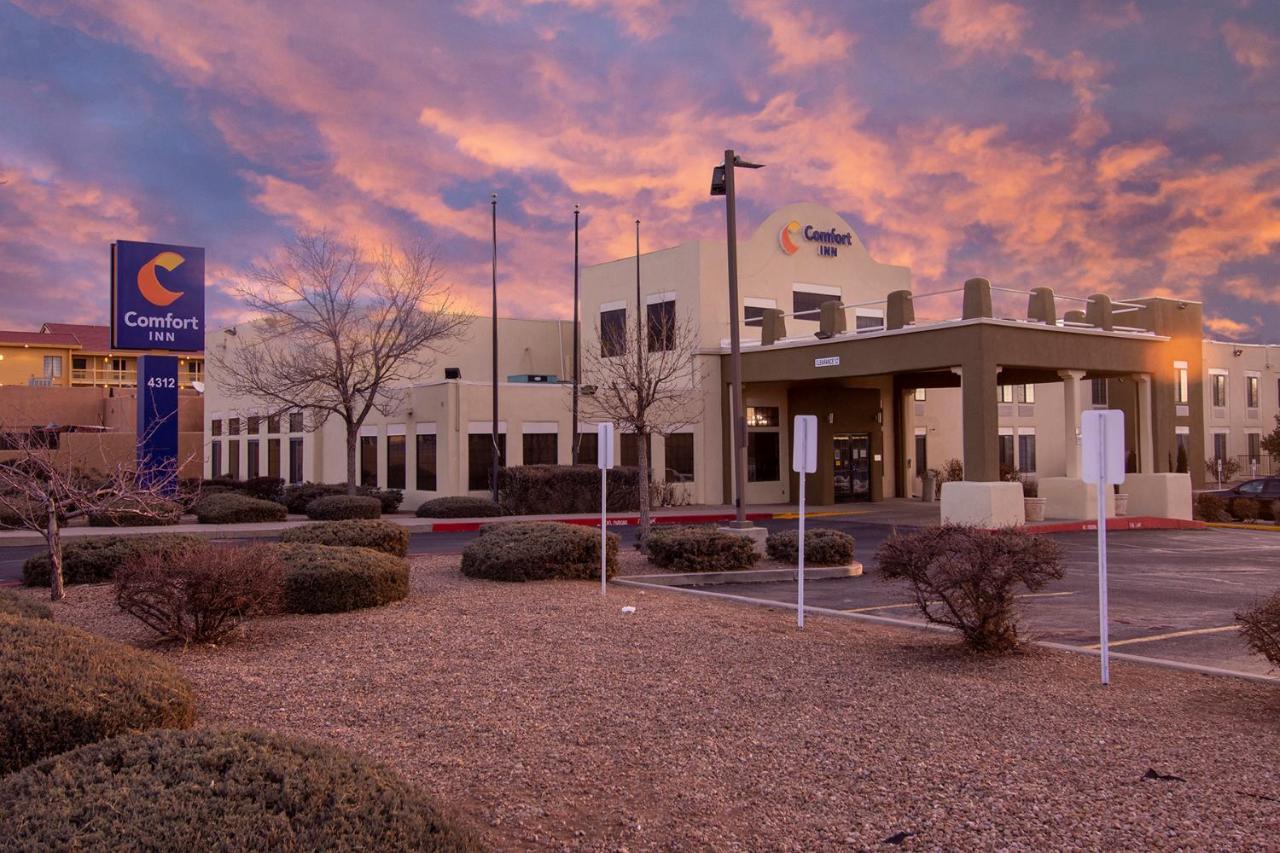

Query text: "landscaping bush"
[241, 476, 286, 502]
[87, 495, 183, 527]
[0, 496, 64, 530]
[275, 543, 409, 613]
[0, 729, 478, 851]
[1238, 591, 1280, 670]
[280, 519, 409, 556]
[22, 534, 203, 587]
[115, 543, 285, 644]
[461, 521, 618, 582]
[306, 494, 382, 521]
[194, 492, 288, 524]
[282, 482, 348, 514]
[1194, 493, 1231, 522]
[1230, 497, 1264, 522]
[417, 496, 505, 518]
[644, 525, 759, 572]
[368, 488, 404, 514]
[0, 615, 195, 773]
[0, 589, 51, 621]
[875, 525, 1065, 653]
[497, 464, 642, 514]
[766, 528, 856, 566]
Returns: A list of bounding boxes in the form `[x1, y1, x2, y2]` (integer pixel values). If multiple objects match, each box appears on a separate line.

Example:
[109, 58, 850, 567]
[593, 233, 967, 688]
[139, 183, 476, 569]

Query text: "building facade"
[0, 323, 204, 389]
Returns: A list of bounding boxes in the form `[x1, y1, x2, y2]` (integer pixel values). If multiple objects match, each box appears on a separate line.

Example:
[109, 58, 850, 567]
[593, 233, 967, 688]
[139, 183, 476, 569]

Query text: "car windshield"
[1239, 480, 1264, 494]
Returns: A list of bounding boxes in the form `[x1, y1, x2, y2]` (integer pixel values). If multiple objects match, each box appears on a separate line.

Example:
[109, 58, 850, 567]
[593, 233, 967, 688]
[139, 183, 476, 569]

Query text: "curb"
[1026, 516, 1205, 534]
[619, 562, 862, 588]
[430, 511, 775, 533]
[1206, 522, 1280, 532]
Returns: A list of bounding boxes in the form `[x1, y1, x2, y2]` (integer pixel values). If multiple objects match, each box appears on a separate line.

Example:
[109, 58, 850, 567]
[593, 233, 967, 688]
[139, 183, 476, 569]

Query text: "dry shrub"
[1194, 493, 1231, 522]
[305, 494, 382, 520]
[875, 526, 1065, 653]
[1230, 497, 1263, 522]
[115, 543, 285, 644]
[86, 494, 184, 527]
[417, 496, 504, 518]
[766, 529, 856, 566]
[194, 492, 288, 524]
[645, 525, 758, 572]
[275, 543, 409, 613]
[0, 589, 52, 621]
[280, 519, 409, 556]
[1237, 592, 1280, 669]
[497, 465, 642, 514]
[0, 729, 480, 851]
[0, 614, 195, 773]
[22, 534, 203, 587]
[461, 522, 618, 582]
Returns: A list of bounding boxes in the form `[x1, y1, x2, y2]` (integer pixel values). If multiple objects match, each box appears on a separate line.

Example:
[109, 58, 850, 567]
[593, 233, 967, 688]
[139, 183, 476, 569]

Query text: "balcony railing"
[69, 367, 204, 387]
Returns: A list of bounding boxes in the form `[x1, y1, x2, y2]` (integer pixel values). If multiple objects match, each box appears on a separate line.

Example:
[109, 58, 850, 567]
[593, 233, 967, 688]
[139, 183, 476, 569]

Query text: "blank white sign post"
[1080, 409, 1125, 685]
[597, 422, 616, 596]
[792, 415, 818, 629]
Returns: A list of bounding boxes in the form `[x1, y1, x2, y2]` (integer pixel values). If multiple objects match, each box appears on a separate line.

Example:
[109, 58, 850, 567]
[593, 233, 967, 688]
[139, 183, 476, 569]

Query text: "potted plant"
[1114, 483, 1129, 517]
[1022, 476, 1046, 523]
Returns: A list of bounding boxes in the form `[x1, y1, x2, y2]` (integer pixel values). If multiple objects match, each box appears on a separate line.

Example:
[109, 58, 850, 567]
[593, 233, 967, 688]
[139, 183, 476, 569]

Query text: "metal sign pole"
[792, 414, 817, 630]
[1097, 424, 1110, 686]
[798, 467, 806, 629]
[601, 465, 607, 596]
[598, 421, 614, 596]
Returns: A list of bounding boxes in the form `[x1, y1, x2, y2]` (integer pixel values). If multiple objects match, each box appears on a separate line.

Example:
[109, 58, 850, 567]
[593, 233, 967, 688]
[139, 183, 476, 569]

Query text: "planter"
[1024, 497, 1047, 523]
[1114, 493, 1129, 516]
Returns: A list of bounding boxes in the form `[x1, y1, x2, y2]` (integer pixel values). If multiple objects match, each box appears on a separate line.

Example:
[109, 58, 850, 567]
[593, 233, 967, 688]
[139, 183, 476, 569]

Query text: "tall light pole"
[572, 204, 581, 464]
[711, 150, 764, 527]
[490, 192, 500, 502]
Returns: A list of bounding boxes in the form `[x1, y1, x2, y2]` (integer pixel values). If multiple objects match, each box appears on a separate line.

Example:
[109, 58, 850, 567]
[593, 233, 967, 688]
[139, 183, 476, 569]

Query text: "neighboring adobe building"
[204, 203, 1277, 524]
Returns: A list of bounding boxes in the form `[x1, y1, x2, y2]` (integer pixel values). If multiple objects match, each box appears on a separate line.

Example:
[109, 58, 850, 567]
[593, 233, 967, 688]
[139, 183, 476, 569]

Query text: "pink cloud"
[1222, 20, 1277, 75]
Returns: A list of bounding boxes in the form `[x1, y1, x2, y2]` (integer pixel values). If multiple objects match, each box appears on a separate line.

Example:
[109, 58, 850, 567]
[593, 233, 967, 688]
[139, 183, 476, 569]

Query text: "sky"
[0, 0, 1277, 341]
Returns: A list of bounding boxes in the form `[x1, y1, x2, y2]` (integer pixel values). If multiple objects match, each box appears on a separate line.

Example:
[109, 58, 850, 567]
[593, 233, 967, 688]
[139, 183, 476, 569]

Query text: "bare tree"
[580, 311, 703, 543]
[0, 427, 190, 601]
[213, 233, 469, 493]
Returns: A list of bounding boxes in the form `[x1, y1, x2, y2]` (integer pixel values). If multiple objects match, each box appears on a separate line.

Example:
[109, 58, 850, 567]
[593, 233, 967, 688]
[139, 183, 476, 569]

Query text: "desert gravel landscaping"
[19, 555, 1280, 850]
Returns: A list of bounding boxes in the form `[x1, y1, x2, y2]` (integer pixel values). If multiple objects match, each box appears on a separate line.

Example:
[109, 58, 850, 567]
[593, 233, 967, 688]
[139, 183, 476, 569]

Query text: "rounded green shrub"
[87, 496, 183, 527]
[280, 519, 409, 557]
[417, 496, 505, 518]
[274, 543, 409, 613]
[0, 589, 52, 621]
[1230, 497, 1263, 522]
[766, 528, 856, 566]
[461, 521, 617, 582]
[22, 534, 203, 587]
[0, 729, 479, 851]
[0, 614, 195, 774]
[194, 492, 288, 524]
[305, 494, 382, 521]
[497, 465, 641, 514]
[645, 525, 759, 572]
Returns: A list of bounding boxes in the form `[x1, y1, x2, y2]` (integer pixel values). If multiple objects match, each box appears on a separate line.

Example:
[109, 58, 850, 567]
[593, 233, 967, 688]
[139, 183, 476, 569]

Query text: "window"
[1239, 479, 1265, 495]
[360, 435, 378, 486]
[523, 432, 558, 466]
[1247, 375, 1261, 409]
[227, 441, 241, 480]
[854, 309, 884, 332]
[211, 442, 222, 478]
[1248, 433, 1262, 465]
[666, 433, 695, 481]
[1174, 429, 1191, 472]
[228, 417, 240, 436]
[997, 385, 1017, 404]
[743, 305, 767, 327]
[1018, 434, 1037, 473]
[43, 356, 62, 378]
[600, 308, 627, 357]
[914, 432, 927, 477]
[621, 433, 651, 468]
[1017, 384, 1034, 404]
[247, 440, 260, 479]
[793, 287, 838, 321]
[998, 434, 1014, 470]
[913, 388, 927, 402]
[468, 433, 506, 491]
[267, 414, 281, 434]
[267, 439, 281, 478]
[1211, 373, 1228, 408]
[211, 419, 222, 437]
[386, 433, 406, 490]
[72, 356, 87, 371]
[288, 437, 304, 483]
[747, 432, 780, 482]
[576, 431, 598, 465]
[646, 298, 675, 352]
[247, 416, 260, 435]
[1091, 379, 1108, 407]
[289, 412, 304, 432]
[746, 406, 779, 427]
[416, 433, 437, 491]
[1212, 432, 1228, 463]
[1174, 363, 1189, 404]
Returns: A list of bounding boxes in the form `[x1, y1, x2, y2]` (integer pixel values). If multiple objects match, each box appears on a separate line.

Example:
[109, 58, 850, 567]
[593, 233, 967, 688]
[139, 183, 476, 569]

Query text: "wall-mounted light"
[826, 413, 834, 424]
[875, 410, 884, 425]
[1233, 349, 1243, 357]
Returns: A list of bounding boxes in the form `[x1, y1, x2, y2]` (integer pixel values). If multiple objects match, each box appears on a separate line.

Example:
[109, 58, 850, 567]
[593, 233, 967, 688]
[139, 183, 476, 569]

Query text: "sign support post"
[792, 415, 818, 629]
[597, 422, 615, 596]
[1081, 409, 1125, 686]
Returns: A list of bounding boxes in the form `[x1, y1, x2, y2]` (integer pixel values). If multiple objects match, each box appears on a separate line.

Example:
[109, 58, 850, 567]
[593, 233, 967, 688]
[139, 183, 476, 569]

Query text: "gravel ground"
[18, 558, 1280, 850]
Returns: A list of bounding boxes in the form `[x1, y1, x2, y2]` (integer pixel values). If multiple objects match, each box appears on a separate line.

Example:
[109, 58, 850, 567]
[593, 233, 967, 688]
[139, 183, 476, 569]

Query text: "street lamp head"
[709, 164, 726, 196]
[732, 156, 765, 169]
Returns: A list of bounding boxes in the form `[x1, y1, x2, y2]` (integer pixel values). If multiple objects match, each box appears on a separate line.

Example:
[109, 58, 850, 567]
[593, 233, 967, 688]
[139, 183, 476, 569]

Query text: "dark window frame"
[386, 433, 406, 490]
[600, 308, 627, 357]
[416, 433, 437, 491]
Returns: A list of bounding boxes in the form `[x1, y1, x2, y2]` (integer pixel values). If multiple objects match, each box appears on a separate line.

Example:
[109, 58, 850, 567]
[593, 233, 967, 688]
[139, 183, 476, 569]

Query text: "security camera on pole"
[1081, 409, 1125, 686]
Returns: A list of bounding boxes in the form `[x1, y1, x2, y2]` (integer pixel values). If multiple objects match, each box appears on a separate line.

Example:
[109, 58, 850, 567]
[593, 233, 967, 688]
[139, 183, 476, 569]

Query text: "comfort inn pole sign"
[111, 240, 205, 351]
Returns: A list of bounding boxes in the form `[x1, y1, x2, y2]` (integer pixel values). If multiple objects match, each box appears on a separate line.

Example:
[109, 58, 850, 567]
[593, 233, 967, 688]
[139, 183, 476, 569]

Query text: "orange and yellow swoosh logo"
[137, 251, 185, 307]
[779, 220, 801, 255]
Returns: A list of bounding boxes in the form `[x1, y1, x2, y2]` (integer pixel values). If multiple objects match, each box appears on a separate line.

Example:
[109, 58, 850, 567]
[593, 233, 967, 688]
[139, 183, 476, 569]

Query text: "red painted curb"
[431, 511, 774, 533]
[1026, 516, 1206, 534]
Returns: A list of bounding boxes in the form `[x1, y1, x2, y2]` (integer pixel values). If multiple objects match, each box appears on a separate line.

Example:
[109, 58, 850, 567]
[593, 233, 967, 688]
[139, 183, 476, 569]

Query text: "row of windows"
[1209, 373, 1268, 409]
[210, 437, 304, 483]
[1211, 431, 1268, 464]
[600, 299, 678, 357]
[211, 412, 304, 437]
[998, 433, 1038, 474]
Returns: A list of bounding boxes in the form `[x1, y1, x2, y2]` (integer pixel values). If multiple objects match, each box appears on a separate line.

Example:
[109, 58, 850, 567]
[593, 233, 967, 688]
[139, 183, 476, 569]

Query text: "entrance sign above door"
[814, 356, 840, 368]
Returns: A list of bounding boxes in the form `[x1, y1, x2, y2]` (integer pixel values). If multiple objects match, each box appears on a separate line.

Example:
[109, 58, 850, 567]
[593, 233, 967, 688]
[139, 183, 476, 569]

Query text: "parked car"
[1202, 477, 1280, 501]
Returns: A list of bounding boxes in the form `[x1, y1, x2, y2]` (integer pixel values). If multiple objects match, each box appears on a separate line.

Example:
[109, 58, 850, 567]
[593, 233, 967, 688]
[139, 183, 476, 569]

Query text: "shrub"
[0, 589, 51, 621]
[0, 615, 195, 773]
[275, 544, 409, 613]
[306, 494, 382, 521]
[194, 492, 288, 524]
[497, 465, 642, 515]
[87, 495, 183, 527]
[1238, 592, 1280, 669]
[280, 519, 409, 557]
[0, 729, 479, 851]
[22, 534, 203, 587]
[1021, 477, 1039, 499]
[282, 482, 348, 514]
[766, 528, 856, 566]
[368, 488, 404, 514]
[645, 525, 759, 572]
[875, 526, 1065, 653]
[1230, 497, 1263, 522]
[0, 496, 62, 530]
[115, 543, 285, 644]
[241, 476, 286, 502]
[1194, 493, 1231, 522]
[417, 496, 505, 518]
[461, 522, 618, 582]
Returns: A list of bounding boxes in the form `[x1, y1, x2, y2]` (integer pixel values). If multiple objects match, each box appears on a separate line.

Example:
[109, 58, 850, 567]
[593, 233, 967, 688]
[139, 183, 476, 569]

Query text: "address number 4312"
[146, 377, 177, 389]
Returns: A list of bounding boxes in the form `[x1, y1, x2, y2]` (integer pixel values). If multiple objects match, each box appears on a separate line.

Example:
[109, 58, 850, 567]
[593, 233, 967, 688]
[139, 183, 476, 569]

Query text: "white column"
[1059, 370, 1086, 478]
[1136, 374, 1154, 473]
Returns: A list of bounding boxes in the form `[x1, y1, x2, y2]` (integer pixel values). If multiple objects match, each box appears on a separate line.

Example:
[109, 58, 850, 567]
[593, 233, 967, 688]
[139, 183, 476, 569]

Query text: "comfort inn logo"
[778, 221, 855, 258]
[111, 240, 206, 353]
[137, 251, 187, 307]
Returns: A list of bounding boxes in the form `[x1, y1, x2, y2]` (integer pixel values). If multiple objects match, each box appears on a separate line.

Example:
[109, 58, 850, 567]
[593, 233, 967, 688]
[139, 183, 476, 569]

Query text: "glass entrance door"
[833, 433, 872, 502]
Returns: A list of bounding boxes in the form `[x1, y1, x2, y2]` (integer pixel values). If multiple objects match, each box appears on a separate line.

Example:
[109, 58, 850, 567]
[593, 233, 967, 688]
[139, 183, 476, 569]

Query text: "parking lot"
[695, 525, 1280, 676]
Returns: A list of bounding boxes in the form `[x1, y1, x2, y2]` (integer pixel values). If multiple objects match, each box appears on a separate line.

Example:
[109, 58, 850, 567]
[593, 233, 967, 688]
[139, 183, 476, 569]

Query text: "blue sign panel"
[136, 355, 180, 492]
[112, 240, 205, 352]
